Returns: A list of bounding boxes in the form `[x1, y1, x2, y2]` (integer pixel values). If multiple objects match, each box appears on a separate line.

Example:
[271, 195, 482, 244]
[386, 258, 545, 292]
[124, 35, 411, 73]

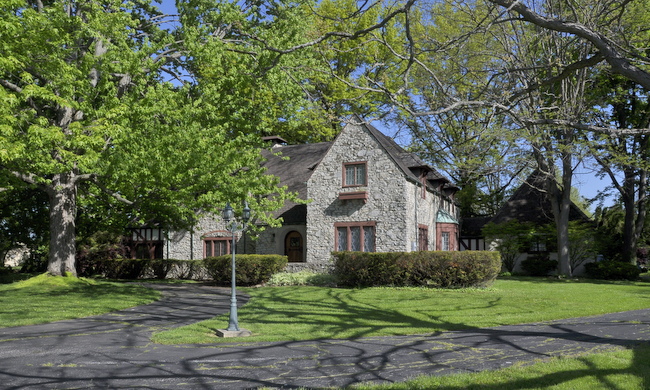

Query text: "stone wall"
[306, 123, 414, 263]
[255, 224, 307, 261]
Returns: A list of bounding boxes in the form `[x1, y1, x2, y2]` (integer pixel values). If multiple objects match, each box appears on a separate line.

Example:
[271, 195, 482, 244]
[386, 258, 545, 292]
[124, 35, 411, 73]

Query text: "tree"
[482, 220, 535, 272]
[0, 186, 49, 266]
[0, 0, 328, 276]
[590, 74, 650, 264]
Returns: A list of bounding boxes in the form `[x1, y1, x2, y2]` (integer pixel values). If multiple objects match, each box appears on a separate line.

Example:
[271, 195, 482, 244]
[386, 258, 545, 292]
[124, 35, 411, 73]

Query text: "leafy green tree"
[0, 0, 326, 276]
[0, 186, 49, 266]
[482, 220, 536, 272]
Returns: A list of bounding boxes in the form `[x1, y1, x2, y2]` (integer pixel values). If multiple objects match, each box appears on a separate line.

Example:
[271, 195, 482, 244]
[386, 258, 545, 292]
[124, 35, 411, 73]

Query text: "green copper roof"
[436, 210, 459, 224]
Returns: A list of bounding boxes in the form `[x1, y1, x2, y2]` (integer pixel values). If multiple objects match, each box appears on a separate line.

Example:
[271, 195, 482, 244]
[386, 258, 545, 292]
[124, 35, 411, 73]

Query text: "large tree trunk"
[549, 180, 573, 276]
[47, 172, 78, 277]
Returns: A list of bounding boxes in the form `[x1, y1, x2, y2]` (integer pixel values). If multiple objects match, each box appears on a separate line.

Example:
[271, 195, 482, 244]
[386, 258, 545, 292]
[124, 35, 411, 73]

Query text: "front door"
[284, 231, 304, 262]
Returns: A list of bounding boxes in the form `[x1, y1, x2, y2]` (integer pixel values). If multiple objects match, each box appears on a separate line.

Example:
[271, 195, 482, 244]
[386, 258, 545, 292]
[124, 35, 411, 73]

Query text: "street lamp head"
[242, 202, 251, 223]
[222, 202, 234, 223]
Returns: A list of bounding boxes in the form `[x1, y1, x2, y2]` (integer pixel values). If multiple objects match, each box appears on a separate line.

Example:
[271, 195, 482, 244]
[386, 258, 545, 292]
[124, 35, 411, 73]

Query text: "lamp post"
[221, 202, 250, 334]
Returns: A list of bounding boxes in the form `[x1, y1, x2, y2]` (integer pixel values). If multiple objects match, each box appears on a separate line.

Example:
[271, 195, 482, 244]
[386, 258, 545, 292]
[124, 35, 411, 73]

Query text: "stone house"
[146, 119, 460, 267]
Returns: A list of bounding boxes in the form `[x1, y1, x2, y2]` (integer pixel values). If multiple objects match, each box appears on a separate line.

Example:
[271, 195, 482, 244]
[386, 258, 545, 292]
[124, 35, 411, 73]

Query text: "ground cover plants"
[0, 273, 160, 327]
[151, 276, 650, 344]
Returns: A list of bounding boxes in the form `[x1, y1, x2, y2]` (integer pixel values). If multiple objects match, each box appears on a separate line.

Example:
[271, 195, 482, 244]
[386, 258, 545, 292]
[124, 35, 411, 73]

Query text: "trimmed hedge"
[78, 256, 287, 284]
[333, 251, 501, 288]
[520, 255, 558, 276]
[584, 260, 641, 281]
[203, 255, 288, 286]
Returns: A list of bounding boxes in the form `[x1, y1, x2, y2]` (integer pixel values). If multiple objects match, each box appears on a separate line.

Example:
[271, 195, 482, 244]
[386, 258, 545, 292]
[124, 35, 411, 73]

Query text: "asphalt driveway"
[1, 283, 649, 389]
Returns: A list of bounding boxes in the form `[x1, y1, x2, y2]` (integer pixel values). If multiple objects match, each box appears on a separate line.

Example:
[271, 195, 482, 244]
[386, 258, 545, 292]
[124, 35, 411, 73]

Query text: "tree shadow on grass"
[414, 343, 650, 390]
[1, 283, 649, 389]
[237, 286, 508, 341]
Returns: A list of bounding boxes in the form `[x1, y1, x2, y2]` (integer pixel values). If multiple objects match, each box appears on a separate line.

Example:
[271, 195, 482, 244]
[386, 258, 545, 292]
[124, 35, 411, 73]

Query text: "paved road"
[1, 283, 649, 389]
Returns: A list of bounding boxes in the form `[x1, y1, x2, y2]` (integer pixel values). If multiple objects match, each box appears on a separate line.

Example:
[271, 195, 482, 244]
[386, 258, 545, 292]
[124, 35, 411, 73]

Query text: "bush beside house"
[333, 251, 501, 288]
[77, 255, 288, 286]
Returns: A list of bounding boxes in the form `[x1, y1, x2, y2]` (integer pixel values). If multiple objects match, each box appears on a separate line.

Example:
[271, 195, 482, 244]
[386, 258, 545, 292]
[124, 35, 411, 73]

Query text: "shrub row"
[520, 255, 559, 276]
[332, 251, 501, 288]
[203, 255, 287, 286]
[584, 260, 641, 281]
[77, 255, 287, 286]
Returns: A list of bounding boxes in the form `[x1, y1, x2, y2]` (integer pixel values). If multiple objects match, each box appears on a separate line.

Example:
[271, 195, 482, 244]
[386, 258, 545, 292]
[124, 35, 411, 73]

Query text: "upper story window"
[420, 173, 427, 199]
[343, 162, 367, 187]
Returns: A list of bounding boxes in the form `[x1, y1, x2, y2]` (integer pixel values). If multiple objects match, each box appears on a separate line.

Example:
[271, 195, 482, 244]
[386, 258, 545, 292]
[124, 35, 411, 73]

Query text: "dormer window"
[343, 162, 367, 187]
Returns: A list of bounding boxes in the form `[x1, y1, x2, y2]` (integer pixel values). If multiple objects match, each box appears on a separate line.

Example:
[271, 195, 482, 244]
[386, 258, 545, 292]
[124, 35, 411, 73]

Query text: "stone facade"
[166, 214, 249, 260]
[161, 119, 459, 267]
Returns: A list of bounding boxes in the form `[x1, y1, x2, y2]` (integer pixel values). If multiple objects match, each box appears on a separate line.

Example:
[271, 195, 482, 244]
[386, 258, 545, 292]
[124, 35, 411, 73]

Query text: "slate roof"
[259, 118, 457, 224]
[489, 171, 591, 226]
[261, 142, 330, 224]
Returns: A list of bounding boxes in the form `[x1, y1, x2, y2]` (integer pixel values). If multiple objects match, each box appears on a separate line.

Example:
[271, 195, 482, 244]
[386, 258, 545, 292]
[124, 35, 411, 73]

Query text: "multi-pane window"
[529, 236, 547, 253]
[418, 226, 429, 251]
[441, 232, 450, 251]
[204, 238, 230, 257]
[343, 162, 367, 187]
[335, 222, 375, 252]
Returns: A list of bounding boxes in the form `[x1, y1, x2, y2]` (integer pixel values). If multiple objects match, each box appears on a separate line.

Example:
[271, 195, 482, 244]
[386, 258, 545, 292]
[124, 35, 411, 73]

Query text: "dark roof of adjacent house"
[260, 119, 457, 223]
[461, 216, 493, 237]
[488, 171, 592, 226]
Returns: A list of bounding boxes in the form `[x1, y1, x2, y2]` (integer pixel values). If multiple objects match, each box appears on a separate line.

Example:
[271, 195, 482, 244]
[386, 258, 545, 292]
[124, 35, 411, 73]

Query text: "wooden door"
[284, 231, 303, 262]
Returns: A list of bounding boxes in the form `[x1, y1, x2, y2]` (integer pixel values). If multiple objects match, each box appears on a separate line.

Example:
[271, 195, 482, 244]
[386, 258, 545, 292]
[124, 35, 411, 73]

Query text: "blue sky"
[151, 0, 616, 212]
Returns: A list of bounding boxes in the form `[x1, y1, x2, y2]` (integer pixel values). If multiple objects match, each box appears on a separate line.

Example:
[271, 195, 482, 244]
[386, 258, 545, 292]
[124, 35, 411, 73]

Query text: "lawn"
[151, 276, 650, 344]
[0, 273, 161, 327]
[351, 344, 650, 390]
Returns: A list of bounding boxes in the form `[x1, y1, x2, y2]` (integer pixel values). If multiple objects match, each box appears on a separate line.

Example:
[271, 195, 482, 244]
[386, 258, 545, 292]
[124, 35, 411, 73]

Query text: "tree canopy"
[0, 0, 338, 275]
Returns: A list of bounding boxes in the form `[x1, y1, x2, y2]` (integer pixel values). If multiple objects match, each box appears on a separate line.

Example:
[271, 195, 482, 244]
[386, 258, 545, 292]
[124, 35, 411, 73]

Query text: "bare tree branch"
[489, 0, 650, 89]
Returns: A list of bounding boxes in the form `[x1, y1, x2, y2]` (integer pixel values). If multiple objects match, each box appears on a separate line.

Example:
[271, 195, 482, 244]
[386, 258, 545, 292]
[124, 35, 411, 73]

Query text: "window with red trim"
[204, 238, 231, 257]
[418, 225, 429, 251]
[343, 162, 367, 187]
[335, 222, 375, 252]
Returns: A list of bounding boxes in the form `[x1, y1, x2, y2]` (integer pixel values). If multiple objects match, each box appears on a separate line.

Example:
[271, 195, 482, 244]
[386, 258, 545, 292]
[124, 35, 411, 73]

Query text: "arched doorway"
[284, 231, 304, 262]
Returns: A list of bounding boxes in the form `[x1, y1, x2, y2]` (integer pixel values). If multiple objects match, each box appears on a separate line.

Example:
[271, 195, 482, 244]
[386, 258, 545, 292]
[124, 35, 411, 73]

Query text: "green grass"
[151, 276, 650, 344]
[0, 273, 161, 327]
[351, 343, 650, 390]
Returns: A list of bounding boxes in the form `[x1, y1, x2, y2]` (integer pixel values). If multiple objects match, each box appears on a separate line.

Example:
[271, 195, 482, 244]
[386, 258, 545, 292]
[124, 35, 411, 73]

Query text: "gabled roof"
[489, 170, 591, 226]
[357, 118, 457, 192]
[260, 117, 457, 223]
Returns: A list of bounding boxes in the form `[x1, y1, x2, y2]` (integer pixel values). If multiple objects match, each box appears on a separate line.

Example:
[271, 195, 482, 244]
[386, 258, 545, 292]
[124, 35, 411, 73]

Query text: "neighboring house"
[460, 171, 594, 273]
[147, 118, 460, 267]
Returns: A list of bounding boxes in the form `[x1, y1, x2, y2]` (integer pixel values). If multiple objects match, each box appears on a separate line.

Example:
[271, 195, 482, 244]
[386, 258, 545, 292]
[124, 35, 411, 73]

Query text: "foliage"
[584, 260, 641, 281]
[594, 204, 627, 261]
[267, 270, 338, 286]
[520, 254, 559, 276]
[0, 187, 49, 264]
[332, 251, 501, 288]
[482, 220, 537, 272]
[565, 221, 598, 273]
[76, 231, 128, 275]
[203, 255, 288, 286]
[637, 247, 648, 272]
[0, 0, 323, 276]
